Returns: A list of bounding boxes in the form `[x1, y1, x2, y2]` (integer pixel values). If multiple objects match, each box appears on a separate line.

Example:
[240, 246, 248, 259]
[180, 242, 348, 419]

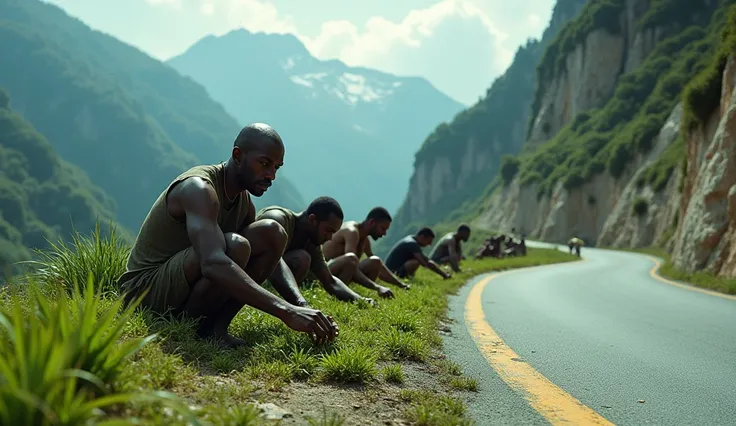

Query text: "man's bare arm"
[258, 209, 308, 307]
[413, 252, 449, 279]
[177, 179, 293, 319]
[447, 241, 461, 272]
[311, 260, 367, 303]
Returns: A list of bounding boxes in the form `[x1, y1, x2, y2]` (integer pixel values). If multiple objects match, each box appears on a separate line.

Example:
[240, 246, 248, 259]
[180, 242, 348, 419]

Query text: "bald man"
[118, 123, 338, 348]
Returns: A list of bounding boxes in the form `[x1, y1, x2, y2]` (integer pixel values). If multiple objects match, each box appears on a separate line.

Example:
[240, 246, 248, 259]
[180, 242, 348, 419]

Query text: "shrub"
[633, 197, 649, 216]
[500, 155, 521, 185]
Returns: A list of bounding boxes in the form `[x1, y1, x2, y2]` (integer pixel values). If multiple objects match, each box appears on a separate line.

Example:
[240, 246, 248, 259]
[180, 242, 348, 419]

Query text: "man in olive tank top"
[118, 123, 338, 347]
[256, 197, 375, 306]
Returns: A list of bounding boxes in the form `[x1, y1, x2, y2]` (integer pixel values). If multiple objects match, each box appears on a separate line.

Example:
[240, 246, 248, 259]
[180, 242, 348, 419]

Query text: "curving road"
[444, 244, 736, 425]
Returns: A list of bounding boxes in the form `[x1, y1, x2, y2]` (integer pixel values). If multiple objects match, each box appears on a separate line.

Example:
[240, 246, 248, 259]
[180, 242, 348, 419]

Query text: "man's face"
[417, 235, 434, 247]
[459, 230, 470, 242]
[308, 213, 343, 245]
[233, 142, 284, 196]
[369, 219, 391, 240]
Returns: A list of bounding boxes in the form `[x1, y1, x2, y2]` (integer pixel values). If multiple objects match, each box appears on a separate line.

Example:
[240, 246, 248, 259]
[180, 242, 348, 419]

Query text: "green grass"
[608, 246, 736, 295]
[1, 227, 578, 424]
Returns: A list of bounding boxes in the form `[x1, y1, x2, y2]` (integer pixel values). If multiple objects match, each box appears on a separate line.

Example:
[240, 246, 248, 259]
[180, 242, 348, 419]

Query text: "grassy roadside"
[603, 246, 736, 296]
[0, 228, 578, 426]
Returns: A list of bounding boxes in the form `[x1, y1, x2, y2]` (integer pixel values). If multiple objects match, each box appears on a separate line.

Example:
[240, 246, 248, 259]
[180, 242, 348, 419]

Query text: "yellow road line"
[645, 256, 736, 302]
[464, 269, 614, 426]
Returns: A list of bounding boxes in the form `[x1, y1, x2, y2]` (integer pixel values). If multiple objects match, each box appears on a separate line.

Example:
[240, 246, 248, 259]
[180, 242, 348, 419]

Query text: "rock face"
[476, 103, 683, 246]
[671, 55, 736, 275]
[528, 0, 659, 147]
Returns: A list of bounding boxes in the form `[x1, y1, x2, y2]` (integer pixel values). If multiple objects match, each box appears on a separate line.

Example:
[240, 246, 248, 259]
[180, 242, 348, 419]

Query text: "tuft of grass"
[382, 364, 405, 384]
[0, 276, 197, 426]
[400, 389, 471, 426]
[319, 345, 378, 384]
[21, 223, 129, 294]
[449, 377, 479, 392]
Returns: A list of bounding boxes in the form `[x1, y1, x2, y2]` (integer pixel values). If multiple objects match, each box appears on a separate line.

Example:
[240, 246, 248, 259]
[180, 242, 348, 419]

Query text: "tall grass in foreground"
[20, 223, 129, 294]
[0, 276, 197, 426]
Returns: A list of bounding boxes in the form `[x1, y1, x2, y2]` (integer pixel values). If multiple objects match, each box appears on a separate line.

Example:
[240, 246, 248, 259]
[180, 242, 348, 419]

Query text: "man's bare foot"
[196, 327, 247, 348]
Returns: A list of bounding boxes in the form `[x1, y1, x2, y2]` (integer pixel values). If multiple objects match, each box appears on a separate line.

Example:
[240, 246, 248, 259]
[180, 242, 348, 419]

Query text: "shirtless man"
[256, 196, 375, 306]
[322, 207, 410, 299]
[118, 123, 338, 347]
[429, 224, 471, 273]
[384, 227, 451, 280]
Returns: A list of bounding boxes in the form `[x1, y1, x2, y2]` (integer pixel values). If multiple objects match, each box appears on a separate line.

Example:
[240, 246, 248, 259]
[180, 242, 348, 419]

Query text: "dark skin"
[400, 234, 452, 279]
[322, 218, 410, 298]
[261, 209, 376, 306]
[435, 230, 470, 272]
[171, 123, 338, 347]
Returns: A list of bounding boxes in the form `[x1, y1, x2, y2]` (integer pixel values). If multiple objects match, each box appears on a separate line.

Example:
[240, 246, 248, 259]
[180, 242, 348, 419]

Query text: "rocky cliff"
[672, 54, 736, 275]
[466, 0, 730, 250]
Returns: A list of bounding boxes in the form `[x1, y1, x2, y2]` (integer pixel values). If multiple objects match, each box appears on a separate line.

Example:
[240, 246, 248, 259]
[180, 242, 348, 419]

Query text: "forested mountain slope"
[0, 0, 304, 233]
[0, 88, 116, 269]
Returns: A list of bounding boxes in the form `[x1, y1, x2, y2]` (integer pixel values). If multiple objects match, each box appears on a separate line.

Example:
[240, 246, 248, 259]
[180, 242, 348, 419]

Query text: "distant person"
[322, 207, 410, 299]
[384, 227, 451, 280]
[429, 225, 471, 272]
[568, 236, 583, 257]
[256, 197, 374, 306]
[117, 123, 338, 348]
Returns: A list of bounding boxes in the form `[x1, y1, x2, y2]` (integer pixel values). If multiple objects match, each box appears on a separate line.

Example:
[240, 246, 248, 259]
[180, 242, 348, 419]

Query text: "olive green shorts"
[121, 247, 194, 315]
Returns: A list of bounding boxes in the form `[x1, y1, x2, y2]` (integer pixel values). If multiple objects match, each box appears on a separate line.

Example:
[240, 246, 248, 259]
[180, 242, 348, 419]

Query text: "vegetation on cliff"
[0, 89, 118, 269]
[513, 0, 730, 199]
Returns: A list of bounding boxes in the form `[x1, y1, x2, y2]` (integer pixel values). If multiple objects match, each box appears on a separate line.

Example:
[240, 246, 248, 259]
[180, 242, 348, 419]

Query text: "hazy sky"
[45, 0, 555, 104]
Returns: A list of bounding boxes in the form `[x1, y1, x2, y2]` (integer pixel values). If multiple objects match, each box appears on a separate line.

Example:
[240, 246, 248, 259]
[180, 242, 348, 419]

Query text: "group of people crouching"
[475, 233, 527, 259]
[115, 123, 474, 347]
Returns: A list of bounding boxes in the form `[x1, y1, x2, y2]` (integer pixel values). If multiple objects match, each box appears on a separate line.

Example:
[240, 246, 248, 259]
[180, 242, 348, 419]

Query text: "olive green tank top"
[119, 163, 251, 290]
[256, 205, 327, 270]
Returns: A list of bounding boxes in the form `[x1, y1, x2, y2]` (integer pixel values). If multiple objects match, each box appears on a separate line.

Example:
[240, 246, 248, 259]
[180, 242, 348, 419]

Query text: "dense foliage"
[512, 0, 730, 199]
[0, 89, 117, 270]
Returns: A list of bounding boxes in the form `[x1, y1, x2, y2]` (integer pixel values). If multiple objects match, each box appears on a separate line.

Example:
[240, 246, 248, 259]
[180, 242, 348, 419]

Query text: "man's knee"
[344, 252, 359, 265]
[224, 232, 251, 268]
[247, 219, 288, 253]
[285, 249, 311, 275]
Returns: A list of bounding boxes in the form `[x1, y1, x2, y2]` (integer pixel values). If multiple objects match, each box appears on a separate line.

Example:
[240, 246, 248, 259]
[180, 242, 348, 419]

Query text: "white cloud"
[226, 0, 296, 34]
[302, 0, 512, 104]
[200, 1, 214, 16]
[145, 0, 181, 10]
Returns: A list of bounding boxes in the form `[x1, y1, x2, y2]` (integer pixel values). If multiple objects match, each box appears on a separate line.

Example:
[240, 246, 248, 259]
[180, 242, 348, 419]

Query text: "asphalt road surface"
[444, 244, 736, 425]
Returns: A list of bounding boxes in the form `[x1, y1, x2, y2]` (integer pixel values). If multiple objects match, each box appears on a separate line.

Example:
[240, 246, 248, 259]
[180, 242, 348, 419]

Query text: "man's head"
[230, 123, 285, 196]
[365, 207, 392, 240]
[456, 224, 471, 242]
[303, 196, 344, 245]
[415, 227, 435, 247]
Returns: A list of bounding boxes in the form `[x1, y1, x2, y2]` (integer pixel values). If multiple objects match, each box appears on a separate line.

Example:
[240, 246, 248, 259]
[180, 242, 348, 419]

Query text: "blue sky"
[46, 0, 556, 104]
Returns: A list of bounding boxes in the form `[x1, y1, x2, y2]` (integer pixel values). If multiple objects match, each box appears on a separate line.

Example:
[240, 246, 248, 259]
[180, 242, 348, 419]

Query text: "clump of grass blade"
[0, 276, 198, 425]
[21, 223, 129, 294]
[319, 345, 377, 384]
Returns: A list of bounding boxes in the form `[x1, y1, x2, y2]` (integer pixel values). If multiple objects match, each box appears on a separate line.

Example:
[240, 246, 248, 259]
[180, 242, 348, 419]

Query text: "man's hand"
[281, 306, 338, 344]
[377, 285, 395, 299]
[400, 283, 411, 290]
[361, 296, 377, 307]
[442, 271, 452, 280]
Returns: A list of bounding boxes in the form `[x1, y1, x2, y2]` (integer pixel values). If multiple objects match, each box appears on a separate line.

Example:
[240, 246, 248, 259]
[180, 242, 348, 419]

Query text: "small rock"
[256, 402, 292, 420]
[602, 405, 612, 409]
[353, 404, 362, 409]
[637, 400, 645, 404]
